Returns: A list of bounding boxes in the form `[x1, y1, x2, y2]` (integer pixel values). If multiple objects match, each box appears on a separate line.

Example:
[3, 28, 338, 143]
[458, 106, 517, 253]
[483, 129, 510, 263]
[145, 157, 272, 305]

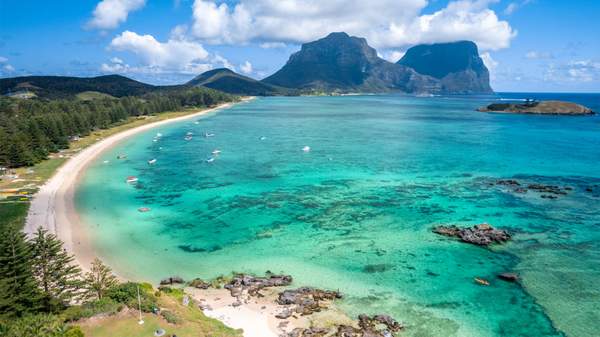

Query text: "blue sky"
[1, 0, 599, 92]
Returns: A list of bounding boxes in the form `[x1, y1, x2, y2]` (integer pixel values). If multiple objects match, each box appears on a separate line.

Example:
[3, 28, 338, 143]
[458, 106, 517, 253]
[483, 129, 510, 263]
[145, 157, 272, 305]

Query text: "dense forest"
[0, 87, 235, 168]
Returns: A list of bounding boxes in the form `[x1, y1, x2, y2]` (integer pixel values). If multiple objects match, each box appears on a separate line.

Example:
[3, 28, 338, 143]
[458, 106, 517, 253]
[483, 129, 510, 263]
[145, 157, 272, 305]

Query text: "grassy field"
[80, 291, 242, 337]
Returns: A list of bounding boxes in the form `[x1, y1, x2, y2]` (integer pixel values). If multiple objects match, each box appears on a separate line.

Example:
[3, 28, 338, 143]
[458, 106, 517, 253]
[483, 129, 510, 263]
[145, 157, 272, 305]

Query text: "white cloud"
[504, 0, 532, 15]
[543, 60, 600, 83]
[240, 61, 253, 74]
[259, 42, 287, 49]
[103, 30, 234, 75]
[87, 0, 146, 30]
[190, 0, 515, 50]
[504, 3, 518, 15]
[480, 51, 498, 80]
[525, 51, 553, 60]
[379, 50, 406, 63]
[0, 56, 15, 75]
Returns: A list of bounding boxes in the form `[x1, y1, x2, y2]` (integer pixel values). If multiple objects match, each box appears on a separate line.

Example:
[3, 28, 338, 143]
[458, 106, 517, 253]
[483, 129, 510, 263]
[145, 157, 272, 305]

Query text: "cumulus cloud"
[190, 0, 515, 50]
[543, 60, 600, 83]
[102, 30, 234, 75]
[480, 52, 498, 80]
[259, 42, 287, 49]
[87, 0, 146, 30]
[0, 56, 15, 75]
[379, 50, 406, 63]
[240, 61, 253, 74]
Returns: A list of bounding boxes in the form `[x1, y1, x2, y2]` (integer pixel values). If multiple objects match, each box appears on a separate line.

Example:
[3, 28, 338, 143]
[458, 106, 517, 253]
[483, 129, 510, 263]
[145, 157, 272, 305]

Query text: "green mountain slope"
[0, 75, 159, 99]
[188, 68, 291, 96]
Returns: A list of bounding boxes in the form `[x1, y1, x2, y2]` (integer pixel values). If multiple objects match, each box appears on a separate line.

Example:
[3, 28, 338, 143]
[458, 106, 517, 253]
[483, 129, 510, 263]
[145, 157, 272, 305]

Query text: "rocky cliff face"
[262, 33, 492, 94]
[261, 32, 437, 93]
[397, 41, 493, 94]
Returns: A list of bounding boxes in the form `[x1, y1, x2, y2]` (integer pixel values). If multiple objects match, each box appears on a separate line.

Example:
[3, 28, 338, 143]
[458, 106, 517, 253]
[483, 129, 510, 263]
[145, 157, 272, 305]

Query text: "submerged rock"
[433, 223, 511, 246]
[287, 314, 403, 337]
[498, 273, 519, 282]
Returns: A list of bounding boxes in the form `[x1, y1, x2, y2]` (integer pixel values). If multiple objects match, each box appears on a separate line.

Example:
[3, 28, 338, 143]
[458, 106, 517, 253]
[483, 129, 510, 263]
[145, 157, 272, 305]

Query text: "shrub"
[161, 310, 182, 325]
[105, 282, 158, 312]
[62, 298, 122, 322]
[1, 314, 76, 337]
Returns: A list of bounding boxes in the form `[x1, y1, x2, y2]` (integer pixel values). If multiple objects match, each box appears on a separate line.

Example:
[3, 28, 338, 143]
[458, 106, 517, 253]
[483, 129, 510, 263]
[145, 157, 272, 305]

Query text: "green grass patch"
[80, 289, 242, 337]
[76, 91, 117, 101]
[0, 202, 29, 231]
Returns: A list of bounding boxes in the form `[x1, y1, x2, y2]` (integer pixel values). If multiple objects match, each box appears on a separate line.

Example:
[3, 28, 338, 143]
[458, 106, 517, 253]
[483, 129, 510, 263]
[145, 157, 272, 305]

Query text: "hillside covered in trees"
[0, 87, 235, 168]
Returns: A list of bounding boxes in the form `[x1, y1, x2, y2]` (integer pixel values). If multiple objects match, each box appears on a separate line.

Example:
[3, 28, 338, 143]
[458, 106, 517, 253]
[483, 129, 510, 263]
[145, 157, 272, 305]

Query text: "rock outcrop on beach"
[478, 100, 594, 115]
[397, 41, 493, 94]
[277, 287, 342, 316]
[224, 273, 293, 298]
[433, 223, 511, 246]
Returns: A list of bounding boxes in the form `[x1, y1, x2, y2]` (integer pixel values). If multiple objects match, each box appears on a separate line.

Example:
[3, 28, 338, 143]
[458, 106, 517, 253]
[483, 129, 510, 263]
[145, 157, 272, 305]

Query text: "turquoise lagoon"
[76, 94, 600, 337]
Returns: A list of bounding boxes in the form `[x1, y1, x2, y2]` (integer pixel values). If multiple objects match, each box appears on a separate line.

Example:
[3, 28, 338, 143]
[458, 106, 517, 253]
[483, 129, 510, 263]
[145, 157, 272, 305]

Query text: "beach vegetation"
[0, 224, 42, 318]
[61, 298, 123, 322]
[0, 86, 235, 168]
[82, 258, 118, 300]
[0, 313, 84, 337]
[30, 228, 83, 312]
[105, 282, 158, 312]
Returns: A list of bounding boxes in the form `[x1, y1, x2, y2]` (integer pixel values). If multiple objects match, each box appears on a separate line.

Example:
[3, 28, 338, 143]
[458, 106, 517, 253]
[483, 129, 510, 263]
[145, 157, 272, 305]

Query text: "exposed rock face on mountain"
[478, 100, 594, 115]
[261, 32, 440, 93]
[188, 68, 289, 96]
[262, 33, 492, 94]
[397, 41, 493, 94]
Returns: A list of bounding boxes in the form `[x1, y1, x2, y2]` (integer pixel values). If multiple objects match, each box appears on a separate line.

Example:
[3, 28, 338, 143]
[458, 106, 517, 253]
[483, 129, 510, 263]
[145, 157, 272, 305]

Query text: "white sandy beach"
[23, 97, 291, 337]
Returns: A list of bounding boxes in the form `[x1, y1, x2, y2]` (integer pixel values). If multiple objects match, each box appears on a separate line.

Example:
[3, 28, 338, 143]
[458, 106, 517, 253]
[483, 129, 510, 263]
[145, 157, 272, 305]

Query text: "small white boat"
[259, 136, 267, 141]
[148, 159, 157, 165]
[302, 146, 311, 152]
[138, 207, 151, 213]
[186, 132, 193, 136]
[156, 133, 163, 137]
[117, 154, 127, 159]
[211, 149, 221, 155]
[206, 157, 215, 163]
[152, 139, 158, 142]
[103, 160, 110, 164]
[184, 135, 193, 141]
[194, 121, 200, 125]
[204, 132, 215, 138]
[126, 176, 138, 184]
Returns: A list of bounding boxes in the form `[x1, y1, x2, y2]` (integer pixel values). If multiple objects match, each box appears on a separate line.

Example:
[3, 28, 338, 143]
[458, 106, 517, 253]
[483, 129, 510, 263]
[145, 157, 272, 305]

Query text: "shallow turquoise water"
[77, 94, 600, 337]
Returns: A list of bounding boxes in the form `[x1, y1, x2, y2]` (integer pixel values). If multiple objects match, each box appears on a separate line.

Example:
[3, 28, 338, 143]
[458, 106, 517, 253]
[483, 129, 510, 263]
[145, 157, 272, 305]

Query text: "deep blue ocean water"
[77, 93, 600, 337]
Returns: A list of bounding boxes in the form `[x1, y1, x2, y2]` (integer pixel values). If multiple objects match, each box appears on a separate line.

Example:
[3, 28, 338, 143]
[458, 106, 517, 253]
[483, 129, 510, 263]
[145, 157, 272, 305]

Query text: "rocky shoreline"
[162, 273, 405, 337]
[477, 100, 594, 115]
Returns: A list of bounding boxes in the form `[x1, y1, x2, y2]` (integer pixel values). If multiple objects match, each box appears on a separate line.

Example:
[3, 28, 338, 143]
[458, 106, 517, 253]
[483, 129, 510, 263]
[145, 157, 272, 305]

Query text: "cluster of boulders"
[275, 287, 342, 317]
[160, 276, 184, 285]
[224, 273, 293, 297]
[433, 223, 511, 246]
[494, 179, 572, 199]
[189, 278, 211, 289]
[286, 314, 403, 337]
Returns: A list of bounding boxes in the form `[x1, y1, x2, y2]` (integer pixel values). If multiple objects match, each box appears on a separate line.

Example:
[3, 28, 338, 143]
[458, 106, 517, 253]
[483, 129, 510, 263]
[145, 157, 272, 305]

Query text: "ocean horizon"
[76, 93, 600, 337]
